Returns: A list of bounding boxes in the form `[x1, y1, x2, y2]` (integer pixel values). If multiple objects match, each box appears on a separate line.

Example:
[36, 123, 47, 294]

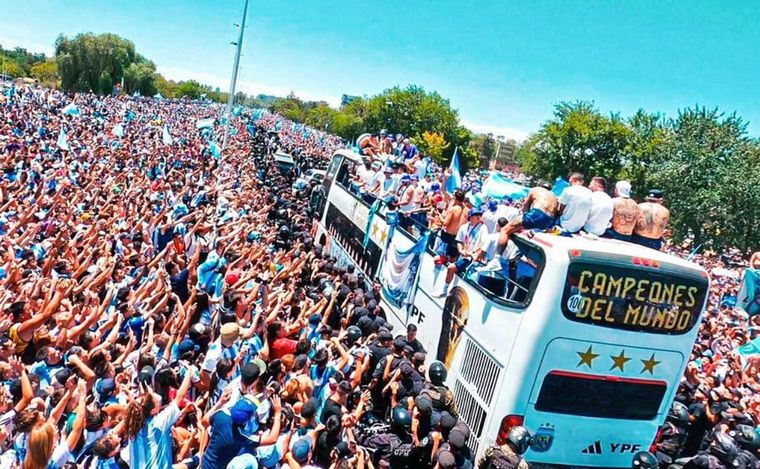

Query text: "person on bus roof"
[435, 208, 486, 298]
[632, 189, 670, 251]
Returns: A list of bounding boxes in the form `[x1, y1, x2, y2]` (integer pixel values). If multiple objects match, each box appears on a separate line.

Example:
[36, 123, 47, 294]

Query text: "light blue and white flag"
[112, 124, 124, 138]
[162, 124, 173, 146]
[232, 105, 243, 116]
[62, 103, 80, 116]
[445, 146, 462, 193]
[57, 127, 70, 151]
[196, 117, 215, 129]
[381, 230, 430, 307]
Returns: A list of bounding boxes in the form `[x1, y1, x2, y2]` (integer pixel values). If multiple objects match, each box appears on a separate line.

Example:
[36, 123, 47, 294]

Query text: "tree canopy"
[516, 101, 760, 252]
[55, 33, 137, 94]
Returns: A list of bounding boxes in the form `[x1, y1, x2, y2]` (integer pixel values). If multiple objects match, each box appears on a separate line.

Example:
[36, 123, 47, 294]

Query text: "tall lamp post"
[222, 0, 250, 152]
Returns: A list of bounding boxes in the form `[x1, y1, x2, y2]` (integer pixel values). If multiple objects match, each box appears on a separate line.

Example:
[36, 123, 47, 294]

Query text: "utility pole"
[222, 0, 250, 151]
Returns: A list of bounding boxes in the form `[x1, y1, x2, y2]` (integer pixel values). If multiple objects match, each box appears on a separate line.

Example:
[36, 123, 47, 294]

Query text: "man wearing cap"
[200, 322, 240, 392]
[604, 180, 640, 241]
[399, 173, 425, 230]
[436, 208, 486, 297]
[633, 189, 670, 251]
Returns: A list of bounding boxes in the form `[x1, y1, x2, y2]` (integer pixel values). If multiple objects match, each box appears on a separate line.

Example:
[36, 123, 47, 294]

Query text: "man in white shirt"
[557, 173, 592, 233]
[583, 176, 614, 236]
[435, 208, 486, 297]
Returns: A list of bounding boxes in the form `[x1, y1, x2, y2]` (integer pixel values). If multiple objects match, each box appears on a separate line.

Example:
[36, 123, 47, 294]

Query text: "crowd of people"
[0, 82, 759, 469]
[0, 85, 502, 469]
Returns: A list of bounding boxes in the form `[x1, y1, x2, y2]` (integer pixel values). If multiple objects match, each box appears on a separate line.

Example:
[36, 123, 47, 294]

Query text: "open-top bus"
[310, 149, 710, 468]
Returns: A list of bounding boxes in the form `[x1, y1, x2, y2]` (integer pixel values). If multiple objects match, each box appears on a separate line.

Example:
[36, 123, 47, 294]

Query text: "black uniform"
[359, 431, 419, 469]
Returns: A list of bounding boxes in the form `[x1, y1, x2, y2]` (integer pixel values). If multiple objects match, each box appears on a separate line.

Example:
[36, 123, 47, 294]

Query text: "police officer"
[656, 401, 690, 466]
[683, 431, 743, 469]
[477, 426, 532, 469]
[732, 425, 759, 469]
[359, 405, 417, 469]
[420, 361, 458, 419]
[632, 451, 658, 469]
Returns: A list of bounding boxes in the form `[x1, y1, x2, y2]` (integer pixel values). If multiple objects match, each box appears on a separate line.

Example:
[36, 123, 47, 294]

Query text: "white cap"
[615, 180, 632, 198]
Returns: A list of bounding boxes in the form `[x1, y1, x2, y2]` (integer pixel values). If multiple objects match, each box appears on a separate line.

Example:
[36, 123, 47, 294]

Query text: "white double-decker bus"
[310, 149, 710, 468]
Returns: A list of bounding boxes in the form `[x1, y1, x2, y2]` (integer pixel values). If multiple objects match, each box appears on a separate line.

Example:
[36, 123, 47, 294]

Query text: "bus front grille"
[459, 338, 501, 406]
[452, 337, 503, 457]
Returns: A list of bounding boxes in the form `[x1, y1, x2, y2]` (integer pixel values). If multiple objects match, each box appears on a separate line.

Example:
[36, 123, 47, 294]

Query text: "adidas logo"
[582, 441, 603, 454]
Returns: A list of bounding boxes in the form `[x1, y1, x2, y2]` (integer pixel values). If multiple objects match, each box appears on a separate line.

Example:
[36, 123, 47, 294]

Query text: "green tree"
[351, 85, 469, 162]
[651, 107, 752, 250]
[470, 133, 497, 163]
[154, 74, 176, 98]
[305, 103, 339, 131]
[517, 101, 632, 182]
[272, 95, 308, 123]
[173, 80, 205, 99]
[0, 46, 45, 76]
[0, 55, 24, 77]
[620, 110, 670, 200]
[55, 33, 137, 94]
[30, 59, 58, 86]
[123, 57, 158, 96]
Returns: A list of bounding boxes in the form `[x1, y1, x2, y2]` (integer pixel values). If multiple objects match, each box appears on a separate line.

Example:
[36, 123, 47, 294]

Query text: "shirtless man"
[603, 180, 640, 242]
[632, 189, 670, 251]
[496, 184, 558, 255]
[437, 189, 466, 260]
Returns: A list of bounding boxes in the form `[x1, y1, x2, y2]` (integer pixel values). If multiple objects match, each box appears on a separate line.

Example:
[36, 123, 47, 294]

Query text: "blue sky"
[1, 0, 759, 140]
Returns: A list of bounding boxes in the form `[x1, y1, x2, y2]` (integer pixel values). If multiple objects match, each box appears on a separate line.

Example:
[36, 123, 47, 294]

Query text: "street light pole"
[222, 0, 250, 152]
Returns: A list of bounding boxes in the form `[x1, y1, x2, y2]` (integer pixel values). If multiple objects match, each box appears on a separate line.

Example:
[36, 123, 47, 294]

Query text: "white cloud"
[157, 65, 341, 107]
[461, 120, 531, 142]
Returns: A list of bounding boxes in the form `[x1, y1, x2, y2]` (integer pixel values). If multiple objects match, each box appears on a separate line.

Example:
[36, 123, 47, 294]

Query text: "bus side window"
[506, 243, 545, 304]
[336, 160, 355, 189]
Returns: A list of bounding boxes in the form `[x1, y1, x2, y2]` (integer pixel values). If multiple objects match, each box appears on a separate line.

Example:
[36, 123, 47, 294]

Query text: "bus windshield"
[560, 261, 708, 335]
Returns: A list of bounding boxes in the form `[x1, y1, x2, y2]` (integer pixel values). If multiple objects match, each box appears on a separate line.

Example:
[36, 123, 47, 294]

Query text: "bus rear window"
[535, 371, 666, 420]
[560, 261, 708, 335]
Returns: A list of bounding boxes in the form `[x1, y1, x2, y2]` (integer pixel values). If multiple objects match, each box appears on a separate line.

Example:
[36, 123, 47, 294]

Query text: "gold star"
[371, 223, 379, 237]
[577, 346, 599, 368]
[640, 353, 660, 374]
[610, 350, 631, 371]
[380, 228, 388, 243]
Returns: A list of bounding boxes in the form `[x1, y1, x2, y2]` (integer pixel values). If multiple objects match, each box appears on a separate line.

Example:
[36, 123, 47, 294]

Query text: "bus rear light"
[496, 414, 524, 445]
[570, 249, 582, 257]
[632, 257, 660, 268]
[649, 426, 664, 453]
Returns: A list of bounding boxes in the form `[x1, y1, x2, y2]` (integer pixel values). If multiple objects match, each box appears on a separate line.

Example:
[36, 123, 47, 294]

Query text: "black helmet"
[507, 426, 532, 455]
[666, 401, 689, 425]
[361, 411, 380, 427]
[428, 361, 447, 386]
[390, 405, 412, 432]
[279, 224, 290, 235]
[710, 432, 740, 468]
[345, 326, 362, 346]
[632, 451, 658, 469]
[276, 208, 288, 219]
[733, 425, 760, 453]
